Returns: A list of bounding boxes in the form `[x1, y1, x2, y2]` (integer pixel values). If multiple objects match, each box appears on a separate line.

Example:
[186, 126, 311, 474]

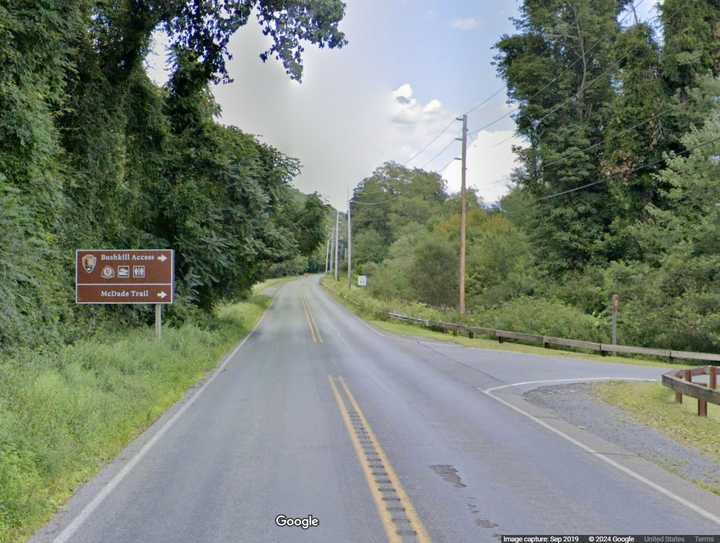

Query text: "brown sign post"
[611, 294, 620, 346]
[76, 249, 174, 338]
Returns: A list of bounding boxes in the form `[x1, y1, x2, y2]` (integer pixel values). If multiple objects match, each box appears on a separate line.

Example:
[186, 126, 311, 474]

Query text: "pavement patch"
[430, 464, 467, 488]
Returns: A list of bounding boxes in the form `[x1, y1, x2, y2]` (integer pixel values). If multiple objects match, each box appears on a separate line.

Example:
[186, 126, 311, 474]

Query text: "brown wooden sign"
[76, 250, 174, 304]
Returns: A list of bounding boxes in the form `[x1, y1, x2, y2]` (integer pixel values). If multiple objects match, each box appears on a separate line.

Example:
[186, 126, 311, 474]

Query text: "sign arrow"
[158, 255, 168, 262]
[157, 291, 167, 299]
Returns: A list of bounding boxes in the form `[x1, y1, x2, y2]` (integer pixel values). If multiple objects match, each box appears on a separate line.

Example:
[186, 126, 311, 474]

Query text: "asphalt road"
[34, 276, 720, 543]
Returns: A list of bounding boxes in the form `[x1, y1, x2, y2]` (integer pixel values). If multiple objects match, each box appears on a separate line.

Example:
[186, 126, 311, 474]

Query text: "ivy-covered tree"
[495, 0, 628, 271]
[0, 0, 347, 351]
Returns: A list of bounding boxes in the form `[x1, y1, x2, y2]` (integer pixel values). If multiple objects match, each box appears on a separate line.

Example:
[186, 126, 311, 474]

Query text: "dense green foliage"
[0, 2, 345, 539]
[0, 0, 345, 353]
[348, 163, 534, 310]
[342, 1, 720, 352]
[0, 295, 270, 542]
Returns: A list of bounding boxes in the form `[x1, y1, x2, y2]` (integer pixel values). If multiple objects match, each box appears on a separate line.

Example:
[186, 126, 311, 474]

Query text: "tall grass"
[0, 295, 270, 543]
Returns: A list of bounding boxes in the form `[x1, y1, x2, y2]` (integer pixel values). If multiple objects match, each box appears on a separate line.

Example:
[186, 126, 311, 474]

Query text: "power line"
[419, 137, 458, 170]
[540, 113, 671, 170]
[538, 134, 720, 201]
[400, 0, 649, 167]
[467, 0, 648, 138]
[532, 13, 662, 130]
[468, 110, 515, 137]
[490, 131, 520, 150]
[436, 157, 458, 174]
[491, 109, 669, 159]
[488, 3, 704, 201]
[403, 86, 506, 168]
[398, 0, 653, 189]
[349, 199, 389, 207]
[403, 118, 456, 166]
[403, 92, 504, 167]
[464, 87, 506, 115]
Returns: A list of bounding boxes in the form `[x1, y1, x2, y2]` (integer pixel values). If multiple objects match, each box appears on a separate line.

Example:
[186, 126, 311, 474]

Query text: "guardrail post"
[677, 369, 692, 403]
[698, 368, 708, 417]
[698, 366, 716, 417]
[664, 367, 720, 414]
[699, 398, 708, 417]
[687, 369, 696, 411]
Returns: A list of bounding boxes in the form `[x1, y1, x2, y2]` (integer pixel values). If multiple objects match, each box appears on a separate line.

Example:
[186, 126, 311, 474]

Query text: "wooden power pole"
[347, 199, 352, 288]
[457, 114, 468, 316]
[334, 209, 340, 281]
[324, 234, 331, 274]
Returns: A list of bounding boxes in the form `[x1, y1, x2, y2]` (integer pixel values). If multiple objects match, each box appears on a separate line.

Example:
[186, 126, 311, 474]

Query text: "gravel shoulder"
[524, 383, 720, 493]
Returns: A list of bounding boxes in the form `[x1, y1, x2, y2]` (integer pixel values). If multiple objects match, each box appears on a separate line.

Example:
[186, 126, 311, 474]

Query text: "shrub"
[471, 297, 609, 342]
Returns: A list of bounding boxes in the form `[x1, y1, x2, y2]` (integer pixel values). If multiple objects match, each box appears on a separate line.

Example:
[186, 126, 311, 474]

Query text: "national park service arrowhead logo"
[82, 254, 97, 274]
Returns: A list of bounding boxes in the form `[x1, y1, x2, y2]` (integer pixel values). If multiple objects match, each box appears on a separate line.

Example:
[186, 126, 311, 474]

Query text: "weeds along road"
[33, 276, 720, 543]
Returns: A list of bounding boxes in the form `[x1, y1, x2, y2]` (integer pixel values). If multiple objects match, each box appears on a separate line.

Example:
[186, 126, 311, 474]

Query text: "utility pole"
[347, 199, 352, 289]
[334, 209, 340, 281]
[329, 226, 335, 275]
[324, 235, 331, 274]
[457, 114, 468, 316]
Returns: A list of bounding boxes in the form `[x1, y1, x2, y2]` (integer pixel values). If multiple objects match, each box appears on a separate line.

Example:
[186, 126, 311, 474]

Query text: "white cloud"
[442, 130, 523, 203]
[390, 83, 450, 129]
[451, 18, 481, 31]
[423, 99, 443, 115]
[152, 0, 513, 211]
[392, 83, 413, 101]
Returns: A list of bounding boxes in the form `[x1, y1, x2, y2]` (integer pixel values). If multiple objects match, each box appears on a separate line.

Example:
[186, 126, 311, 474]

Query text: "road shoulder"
[28, 288, 279, 543]
[483, 382, 720, 525]
[525, 382, 720, 497]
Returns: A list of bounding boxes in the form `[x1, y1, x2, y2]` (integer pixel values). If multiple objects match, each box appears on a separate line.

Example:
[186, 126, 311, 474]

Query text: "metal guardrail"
[662, 366, 720, 416]
[386, 312, 720, 365]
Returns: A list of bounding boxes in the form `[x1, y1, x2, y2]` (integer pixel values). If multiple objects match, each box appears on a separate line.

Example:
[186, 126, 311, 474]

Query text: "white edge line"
[51, 297, 274, 543]
[483, 376, 657, 394]
[482, 377, 720, 527]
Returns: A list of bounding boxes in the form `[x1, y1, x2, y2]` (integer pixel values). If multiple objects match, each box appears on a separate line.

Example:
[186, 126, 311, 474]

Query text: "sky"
[146, 0, 660, 210]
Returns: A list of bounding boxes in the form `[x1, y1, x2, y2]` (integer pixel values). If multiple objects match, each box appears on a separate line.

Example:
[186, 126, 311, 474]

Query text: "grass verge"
[593, 381, 720, 490]
[322, 277, 675, 369]
[0, 294, 271, 543]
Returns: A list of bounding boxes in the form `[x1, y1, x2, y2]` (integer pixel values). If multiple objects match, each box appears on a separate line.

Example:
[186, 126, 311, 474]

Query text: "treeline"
[0, 1, 346, 354]
[350, 0, 720, 351]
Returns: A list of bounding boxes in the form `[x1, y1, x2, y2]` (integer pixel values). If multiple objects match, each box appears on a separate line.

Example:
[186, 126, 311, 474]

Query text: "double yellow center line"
[303, 297, 323, 343]
[329, 376, 431, 543]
